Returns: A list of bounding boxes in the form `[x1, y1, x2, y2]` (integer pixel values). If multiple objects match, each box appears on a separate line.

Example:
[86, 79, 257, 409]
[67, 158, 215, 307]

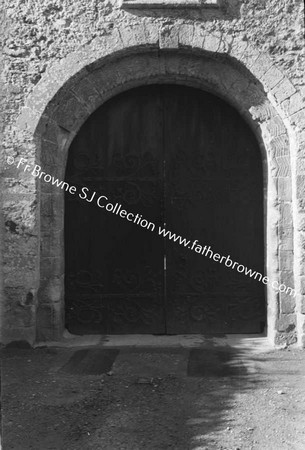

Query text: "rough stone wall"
[0, 0, 304, 344]
[2, 0, 304, 100]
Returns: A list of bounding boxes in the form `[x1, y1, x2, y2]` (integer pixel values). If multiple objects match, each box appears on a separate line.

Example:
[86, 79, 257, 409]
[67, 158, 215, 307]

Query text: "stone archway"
[14, 23, 305, 346]
[64, 83, 266, 335]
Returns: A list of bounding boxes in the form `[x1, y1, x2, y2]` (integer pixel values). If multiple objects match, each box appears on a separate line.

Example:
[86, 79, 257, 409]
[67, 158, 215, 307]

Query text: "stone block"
[41, 213, 63, 233]
[178, 24, 194, 47]
[298, 131, 305, 148]
[279, 270, 294, 288]
[266, 115, 287, 138]
[1, 326, 36, 346]
[3, 195, 38, 236]
[16, 107, 41, 134]
[270, 134, 289, 157]
[290, 109, 305, 130]
[143, 22, 160, 45]
[88, 64, 127, 96]
[39, 276, 64, 304]
[159, 26, 179, 49]
[203, 32, 223, 53]
[40, 169, 65, 195]
[239, 43, 260, 70]
[296, 175, 305, 199]
[4, 287, 36, 328]
[192, 25, 206, 49]
[119, 24, 148, 48]
[4, 172, 36, 195]
[229, 38, 248, 61]
[297, 215, 305, 233]
[41, 140, 59, 168]
[300, 333, 305, 349]
[275, 330, 297, 346]
[280, 294, 296, 314]
[295, 158, 305, 175]
[40, 230, 63, 258]
[280, 203, 293, 227]
[279, 236, 294, 251]
[51, 92, 88, 132]
[71, 78, 102, 115]
[300, 276, 305, 296]
[261, 65, 285, 90]
[281, 91, 304, 117]
[40, 257, 65, 281]
[36, 117, 56, 144]
[276, 313, 296, 332]
[91, 29, 124, 61]
[3, 262, 38, 287]
[40, 193, 63, 219]
[278, 178, 292, 201]
[271, 78, 297, 104]
[275, 156, 290, 177]
[250, 53, 274, 80]
[25, 75, 63, 118]
[279, 250, 293, 272]
[297, 198, 305, 214]
[36, 302, 64, 342]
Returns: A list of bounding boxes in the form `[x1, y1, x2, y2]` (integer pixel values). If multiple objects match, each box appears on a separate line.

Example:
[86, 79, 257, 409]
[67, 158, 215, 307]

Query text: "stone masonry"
[0, 0, 304, 346]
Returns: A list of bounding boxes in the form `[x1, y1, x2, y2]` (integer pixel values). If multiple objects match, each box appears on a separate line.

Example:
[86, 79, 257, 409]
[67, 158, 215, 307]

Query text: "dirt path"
[1, 344, 305, 449]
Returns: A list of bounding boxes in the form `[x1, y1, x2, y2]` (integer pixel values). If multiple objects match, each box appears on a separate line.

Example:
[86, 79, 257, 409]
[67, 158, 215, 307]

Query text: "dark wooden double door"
[65, 85, 265, 335]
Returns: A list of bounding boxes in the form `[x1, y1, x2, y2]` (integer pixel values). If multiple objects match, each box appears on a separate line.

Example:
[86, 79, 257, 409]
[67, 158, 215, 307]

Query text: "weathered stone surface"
[261, 65, 285, 90]
[40, 230, 63, 258]
[192, 25, 206, 49]
[279, 250, 294, 272]
[290, 109, 305, 130]
[40, 257, 64, 281]
[300, 294, 305, 314]
[36, 302, 64, 342]
[299, 276, 305, 296]
[280, 294, 296, 314]
[39, 276, 64, 304]
[250, 53, 273, 80]
[159, 25, 179, 49]
[1, 0, 304, 347]
[278, 178, 292, 201]
[202, 32, 223, 53]
[275, 330, 297, 346]
[271, 78, 297, 104]
[296, 175, 305, 199]
[178, 24, 194, 47]
[70, 78, 102, 113]
[276, 314, 296, 333]
[270, 134, 289, 157]
[239, 43, 260, 70]
[119, 24, 152, 48]
[4, 287, 36, 328]
[281, 91, 305, 117]
[50, 92, 89, 131]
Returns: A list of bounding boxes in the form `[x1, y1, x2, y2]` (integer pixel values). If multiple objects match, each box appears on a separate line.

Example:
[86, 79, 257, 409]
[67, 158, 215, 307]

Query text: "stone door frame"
[13, 23, 305, 346]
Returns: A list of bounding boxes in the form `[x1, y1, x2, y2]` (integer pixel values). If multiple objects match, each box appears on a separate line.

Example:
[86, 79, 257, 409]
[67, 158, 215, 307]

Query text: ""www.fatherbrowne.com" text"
[9, 157, 296, 298]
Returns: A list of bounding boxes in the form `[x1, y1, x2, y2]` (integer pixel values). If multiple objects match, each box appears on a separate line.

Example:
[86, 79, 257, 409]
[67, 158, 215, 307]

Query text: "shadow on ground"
[0, 343, 279, 450]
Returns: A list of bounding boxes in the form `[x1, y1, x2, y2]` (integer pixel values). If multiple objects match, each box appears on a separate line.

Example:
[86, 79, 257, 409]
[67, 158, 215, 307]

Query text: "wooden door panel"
[164, 86, 265, 334]
[65, 86, 165, 334]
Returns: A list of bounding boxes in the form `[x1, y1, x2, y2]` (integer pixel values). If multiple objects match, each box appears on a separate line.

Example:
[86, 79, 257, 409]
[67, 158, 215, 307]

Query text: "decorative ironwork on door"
[65, 85, 265, 334]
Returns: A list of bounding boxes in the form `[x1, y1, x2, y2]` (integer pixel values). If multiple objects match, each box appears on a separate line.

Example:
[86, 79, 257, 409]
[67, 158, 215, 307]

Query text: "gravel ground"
[1, 344, 305, 450]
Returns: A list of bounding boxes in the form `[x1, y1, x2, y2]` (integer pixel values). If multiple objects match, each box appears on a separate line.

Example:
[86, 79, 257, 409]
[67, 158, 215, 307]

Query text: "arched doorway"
[64, 84, 265, 335]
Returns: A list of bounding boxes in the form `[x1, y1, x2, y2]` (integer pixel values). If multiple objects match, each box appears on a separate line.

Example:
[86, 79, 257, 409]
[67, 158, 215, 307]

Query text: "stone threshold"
[35, 330, 273, 354]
